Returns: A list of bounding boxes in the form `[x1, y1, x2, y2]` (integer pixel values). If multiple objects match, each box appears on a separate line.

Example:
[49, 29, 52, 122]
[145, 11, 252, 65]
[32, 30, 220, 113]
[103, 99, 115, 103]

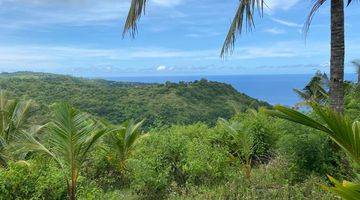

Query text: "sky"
[0, 0, 359, 76]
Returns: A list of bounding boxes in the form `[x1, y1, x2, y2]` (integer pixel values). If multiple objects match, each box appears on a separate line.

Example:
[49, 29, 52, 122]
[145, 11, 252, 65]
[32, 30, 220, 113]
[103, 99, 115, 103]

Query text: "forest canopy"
[0, 72, 269, 129]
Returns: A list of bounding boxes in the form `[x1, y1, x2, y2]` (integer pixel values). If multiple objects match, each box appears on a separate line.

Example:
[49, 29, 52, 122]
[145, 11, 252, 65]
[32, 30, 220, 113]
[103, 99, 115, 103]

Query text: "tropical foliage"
[103, 119, 145, 173]
[293, 71, 329, 107]
[218, 118, 254, 179]
[266, 103, 360, 199]
[0, 91, 33, 167]
[12, 102, 107, 200]
[0, 72, 268, 129]
[2, 73, 360, 199]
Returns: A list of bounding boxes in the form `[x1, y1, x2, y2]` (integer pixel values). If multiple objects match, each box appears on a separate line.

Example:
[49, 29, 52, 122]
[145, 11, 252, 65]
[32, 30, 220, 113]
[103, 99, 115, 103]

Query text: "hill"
[0, 72, 270, 128]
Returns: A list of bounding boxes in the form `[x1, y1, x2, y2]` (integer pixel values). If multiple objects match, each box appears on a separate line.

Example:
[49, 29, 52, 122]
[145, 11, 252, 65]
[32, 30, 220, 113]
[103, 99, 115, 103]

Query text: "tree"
[103, 119, 145, 174]
[0, 91, 33, 168]
[293, 71, 329, 108]
[12, 102, 107, 200]
[266, 103, 360, 199]
[122, 0, 357, 113]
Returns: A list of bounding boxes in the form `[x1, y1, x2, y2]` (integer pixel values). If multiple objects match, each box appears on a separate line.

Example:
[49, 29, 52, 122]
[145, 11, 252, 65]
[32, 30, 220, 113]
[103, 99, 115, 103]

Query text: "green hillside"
[0, 72, 269, 128]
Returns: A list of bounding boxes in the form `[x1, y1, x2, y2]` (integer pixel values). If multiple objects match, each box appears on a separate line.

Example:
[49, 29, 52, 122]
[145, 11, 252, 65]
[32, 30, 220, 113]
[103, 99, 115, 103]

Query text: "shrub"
[276, 120, 350, 182]
[213, 110, 277, 164]
[126, 124, 231, 199]
[77, 179, 137, 200]
[83, 151, 126, 191]
[0, 157, 66, 200]
[168, 157, 337, 200]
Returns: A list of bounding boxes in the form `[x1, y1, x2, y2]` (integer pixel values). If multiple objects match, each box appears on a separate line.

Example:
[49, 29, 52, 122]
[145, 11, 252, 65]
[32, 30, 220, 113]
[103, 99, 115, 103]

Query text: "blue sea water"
[102, 74, 356, 106]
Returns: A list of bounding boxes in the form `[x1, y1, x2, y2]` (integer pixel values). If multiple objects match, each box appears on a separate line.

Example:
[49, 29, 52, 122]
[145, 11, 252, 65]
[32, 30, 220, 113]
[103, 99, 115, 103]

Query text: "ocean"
[102, 74, 357, 106]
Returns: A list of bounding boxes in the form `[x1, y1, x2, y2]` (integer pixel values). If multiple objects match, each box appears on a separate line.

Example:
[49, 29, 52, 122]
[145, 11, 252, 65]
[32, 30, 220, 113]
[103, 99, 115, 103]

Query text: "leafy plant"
[126, 124, 230, 199]
[218, 118, 253, 179]
[12, 102, 107, 200]
[0, 157, 66, 199]
[103, 119, 145, 173]
[293, 71, 329, 108]
[266, 103, 360, 199]
[0, 90, 33, 167]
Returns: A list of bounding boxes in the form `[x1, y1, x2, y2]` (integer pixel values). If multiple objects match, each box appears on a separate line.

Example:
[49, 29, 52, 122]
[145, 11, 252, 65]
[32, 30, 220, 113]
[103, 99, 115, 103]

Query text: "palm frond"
[12, 102, 106, 198]
[123, 0, 147, 37]
[265, 104, 332, 134]
[324, 175, 360, 200]
[293, 88, 310, 101]
[265, 103, 360, 199]
[266, 103, 360, 163]
[347, 0, 356, 6]
[103, 118, 144, 172]
[0, 91, 34, 167]
[221, 0, 265, 57]
[303, 0, 326, 37]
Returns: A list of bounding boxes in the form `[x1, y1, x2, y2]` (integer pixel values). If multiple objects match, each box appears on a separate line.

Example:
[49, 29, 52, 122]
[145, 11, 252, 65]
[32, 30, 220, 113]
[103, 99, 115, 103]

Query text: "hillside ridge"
[0, 71, 270, 128]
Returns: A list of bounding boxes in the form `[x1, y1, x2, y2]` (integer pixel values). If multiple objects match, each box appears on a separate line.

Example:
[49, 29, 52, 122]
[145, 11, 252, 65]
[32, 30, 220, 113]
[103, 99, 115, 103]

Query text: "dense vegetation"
[0, 72, 268, 129]
[1, 72, 360, 199]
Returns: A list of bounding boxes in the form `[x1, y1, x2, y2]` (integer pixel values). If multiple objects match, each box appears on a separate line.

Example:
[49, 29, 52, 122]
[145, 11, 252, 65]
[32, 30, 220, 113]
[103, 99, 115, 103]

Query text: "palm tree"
[123, 0, 357, 113]
[293, 71, 329, 107]
[265, 103, 360, 199]
[12, 102, 107, 200]
[0, 91, 33, 168]
[103, 119, 145, 174]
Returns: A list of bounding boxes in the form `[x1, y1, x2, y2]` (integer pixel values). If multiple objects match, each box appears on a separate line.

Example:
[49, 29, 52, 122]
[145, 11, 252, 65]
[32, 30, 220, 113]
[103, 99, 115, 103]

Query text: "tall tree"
[123, 0, 356, 113]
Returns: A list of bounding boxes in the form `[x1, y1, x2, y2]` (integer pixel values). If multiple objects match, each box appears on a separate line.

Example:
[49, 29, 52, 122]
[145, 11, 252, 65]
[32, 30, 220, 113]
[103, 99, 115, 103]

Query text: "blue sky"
[0, 0, 359, 76]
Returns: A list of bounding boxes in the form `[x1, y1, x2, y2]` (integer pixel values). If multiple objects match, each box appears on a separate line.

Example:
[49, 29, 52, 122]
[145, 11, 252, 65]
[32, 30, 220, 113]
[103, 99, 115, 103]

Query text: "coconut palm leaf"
[266, 104, 360, 161]
[104, 119, 144, 172]
[324, 175, 360, 200]
[122, 0, 265, 57]
[293, 71, 329, 107]
[12, 102, 107, 200]
[265, 103, 360, 199]
[123, 0, 147, 37]
[0, 91, 34, 167]
[221, 0, 265, 57]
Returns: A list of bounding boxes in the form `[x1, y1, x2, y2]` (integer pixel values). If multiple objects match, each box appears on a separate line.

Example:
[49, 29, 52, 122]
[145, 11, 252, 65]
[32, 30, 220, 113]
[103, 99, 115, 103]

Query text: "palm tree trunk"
[329, 0, 345, 113]
[68, 181, 77, 200]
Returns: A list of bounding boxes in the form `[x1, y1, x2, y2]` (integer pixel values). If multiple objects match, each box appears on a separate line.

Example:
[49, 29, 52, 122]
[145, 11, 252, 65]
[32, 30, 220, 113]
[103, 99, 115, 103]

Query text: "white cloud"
[271, 18, 302, 28]
[0, 41, 327, 68]
[156, 65, 167, 71]
[264, 28, 286, 35]
[266, 0, 300, 11]
[0, 0, 130, 27]
[152, 0, 183, 7]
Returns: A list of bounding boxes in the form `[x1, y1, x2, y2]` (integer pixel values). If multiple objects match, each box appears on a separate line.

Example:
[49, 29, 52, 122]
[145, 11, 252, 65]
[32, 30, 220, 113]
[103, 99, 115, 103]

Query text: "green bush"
[83, 150, 126, 191]
[168, 157, 337, 200]
[212, 111, 277, 164]
[0, 157, 66, 200]
[276, 120, 350, 182]
[126, 124, 231, 199]
[240, 111, 277, 162]
[77, 179, 138, 200]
